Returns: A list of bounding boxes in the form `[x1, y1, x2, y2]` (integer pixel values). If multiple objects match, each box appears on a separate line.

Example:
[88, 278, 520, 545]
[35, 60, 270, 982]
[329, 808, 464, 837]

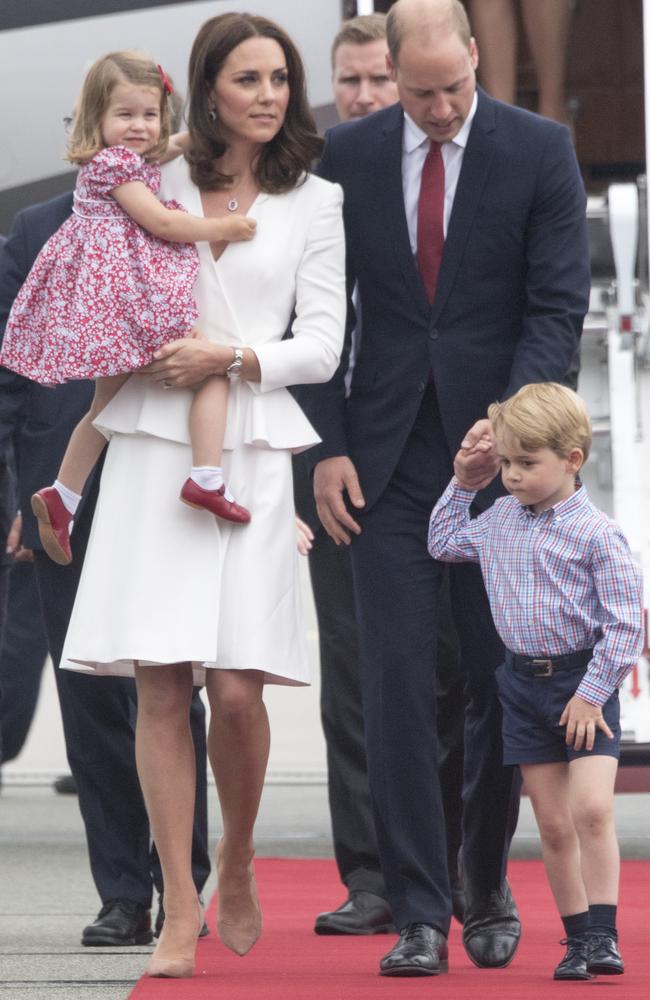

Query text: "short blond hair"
[488, 383, 592, 462]
[331, 13, 388, 68]
[68, 51, 172, 165]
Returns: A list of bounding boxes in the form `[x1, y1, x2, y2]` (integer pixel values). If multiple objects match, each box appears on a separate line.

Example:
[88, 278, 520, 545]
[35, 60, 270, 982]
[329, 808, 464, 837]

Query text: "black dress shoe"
[53, 774, 77, 795]
[587, 932, 624, 975]
[314, 891, 394, 935]
[154, 893, 209, 939]
[462, 880, 521, 968]
[81, 899, 153, 946]
[380, 924, 448, 977]
[554, 936, 592, 980]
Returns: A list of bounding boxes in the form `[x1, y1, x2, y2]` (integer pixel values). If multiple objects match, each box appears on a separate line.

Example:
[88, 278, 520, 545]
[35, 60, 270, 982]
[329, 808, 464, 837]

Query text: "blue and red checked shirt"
[428, 480, 644, 706]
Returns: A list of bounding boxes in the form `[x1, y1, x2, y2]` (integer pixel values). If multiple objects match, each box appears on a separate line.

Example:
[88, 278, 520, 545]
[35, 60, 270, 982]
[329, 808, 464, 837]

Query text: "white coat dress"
[60, 158, 345, 686]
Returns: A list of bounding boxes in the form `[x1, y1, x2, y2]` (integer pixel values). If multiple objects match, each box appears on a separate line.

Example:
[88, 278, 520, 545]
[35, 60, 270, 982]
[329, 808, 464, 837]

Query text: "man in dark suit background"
[299, 0, 590, 977]
[0, 193, 210, 945]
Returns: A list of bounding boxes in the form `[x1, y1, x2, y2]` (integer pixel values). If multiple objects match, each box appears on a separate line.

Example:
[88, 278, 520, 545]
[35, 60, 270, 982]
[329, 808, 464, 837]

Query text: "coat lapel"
[375, 106, 431, 316]
[431, 89, 497, 324]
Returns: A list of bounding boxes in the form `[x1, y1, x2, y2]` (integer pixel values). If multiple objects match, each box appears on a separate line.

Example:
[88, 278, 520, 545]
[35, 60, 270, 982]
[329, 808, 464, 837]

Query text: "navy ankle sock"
[589, 903, 617, 937]
[561, 911, 589, 939]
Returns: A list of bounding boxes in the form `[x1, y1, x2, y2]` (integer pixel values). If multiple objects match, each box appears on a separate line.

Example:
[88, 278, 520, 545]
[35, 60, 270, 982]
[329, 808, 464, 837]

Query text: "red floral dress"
[0, 146, 199, 383]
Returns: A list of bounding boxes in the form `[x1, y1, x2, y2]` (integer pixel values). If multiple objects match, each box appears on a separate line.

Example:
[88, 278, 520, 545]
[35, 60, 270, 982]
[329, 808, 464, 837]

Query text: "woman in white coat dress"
[60, 13, 345, 979]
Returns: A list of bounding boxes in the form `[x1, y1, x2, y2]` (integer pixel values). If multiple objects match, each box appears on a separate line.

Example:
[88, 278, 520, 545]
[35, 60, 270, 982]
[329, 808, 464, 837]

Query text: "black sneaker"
[587, 932, 624, 975]
[81, 899, 153, 946]
[553, 936, 591, 980]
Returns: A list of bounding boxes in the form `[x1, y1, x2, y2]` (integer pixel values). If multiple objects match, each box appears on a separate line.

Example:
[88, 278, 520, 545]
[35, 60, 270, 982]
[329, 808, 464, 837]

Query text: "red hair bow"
[157, 64, 174, 95]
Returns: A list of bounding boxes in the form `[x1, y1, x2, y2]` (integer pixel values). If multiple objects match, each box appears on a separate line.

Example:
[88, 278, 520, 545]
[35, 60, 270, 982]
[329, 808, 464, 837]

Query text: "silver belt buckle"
[531, 658, 553, 677]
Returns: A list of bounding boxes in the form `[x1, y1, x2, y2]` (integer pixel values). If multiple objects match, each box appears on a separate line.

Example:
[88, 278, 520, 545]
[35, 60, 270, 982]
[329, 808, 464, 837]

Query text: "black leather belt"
[508, 648, 593, 678]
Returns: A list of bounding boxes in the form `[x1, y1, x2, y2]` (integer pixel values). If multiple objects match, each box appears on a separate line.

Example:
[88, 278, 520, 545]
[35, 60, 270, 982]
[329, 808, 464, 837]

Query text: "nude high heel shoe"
[146, 902, 204, 979]
[216, 841, 262, 956]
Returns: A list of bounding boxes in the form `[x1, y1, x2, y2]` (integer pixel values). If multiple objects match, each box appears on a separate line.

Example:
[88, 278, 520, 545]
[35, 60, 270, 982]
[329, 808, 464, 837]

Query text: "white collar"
[403, 90, 478, 153]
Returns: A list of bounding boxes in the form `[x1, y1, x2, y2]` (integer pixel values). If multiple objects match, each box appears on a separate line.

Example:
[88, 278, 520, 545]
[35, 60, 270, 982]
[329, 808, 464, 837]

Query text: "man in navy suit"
[0, 194, 210, 945]
[299, 0, 590, 977]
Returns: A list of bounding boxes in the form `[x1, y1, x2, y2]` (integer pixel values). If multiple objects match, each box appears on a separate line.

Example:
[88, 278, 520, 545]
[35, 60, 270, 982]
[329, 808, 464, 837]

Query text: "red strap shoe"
[31, 487, 73, 565]
[180, 478, 251, 525]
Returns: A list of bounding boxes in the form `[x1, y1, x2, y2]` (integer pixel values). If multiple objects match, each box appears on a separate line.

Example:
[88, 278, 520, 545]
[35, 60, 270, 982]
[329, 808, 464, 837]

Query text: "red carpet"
[129, 859, 647, 998]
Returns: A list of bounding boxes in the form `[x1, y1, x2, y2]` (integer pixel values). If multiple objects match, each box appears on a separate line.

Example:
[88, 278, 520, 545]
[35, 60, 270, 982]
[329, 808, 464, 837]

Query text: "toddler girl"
[0, 51, 255, 565]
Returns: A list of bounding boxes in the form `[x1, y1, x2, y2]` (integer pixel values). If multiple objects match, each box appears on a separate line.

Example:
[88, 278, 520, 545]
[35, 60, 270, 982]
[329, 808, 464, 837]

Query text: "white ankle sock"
[191, 466, 224, 491]
[190, 467, 235, 502]
[53, 480, 82, 515]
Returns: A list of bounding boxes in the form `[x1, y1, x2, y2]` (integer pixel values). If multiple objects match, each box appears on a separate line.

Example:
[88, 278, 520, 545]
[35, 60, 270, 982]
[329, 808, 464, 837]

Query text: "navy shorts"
[495, 658, 620, 765]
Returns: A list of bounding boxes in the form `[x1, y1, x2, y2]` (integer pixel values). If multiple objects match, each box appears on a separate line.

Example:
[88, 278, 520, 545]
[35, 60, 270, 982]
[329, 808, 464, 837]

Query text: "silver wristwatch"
[226, 347, 244, 378]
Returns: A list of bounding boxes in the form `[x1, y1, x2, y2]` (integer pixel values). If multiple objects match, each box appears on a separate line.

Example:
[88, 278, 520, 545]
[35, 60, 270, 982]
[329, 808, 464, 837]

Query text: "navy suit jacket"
[300, 89, 590, 512]
[0, 193, 94, 550]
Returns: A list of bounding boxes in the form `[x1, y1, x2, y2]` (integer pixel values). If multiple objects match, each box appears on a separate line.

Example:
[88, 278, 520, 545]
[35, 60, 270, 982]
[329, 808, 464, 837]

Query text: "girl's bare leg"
[205, 668, 269, 955]
[134, 663, 201, 977]
[521, 762, 588, 916]
[569, 755, 619, 903]
[521, 0, 572, 124]
[57, 375, 129, 494]
[470, 0, 518, 104]
[189, 375, 228, 467]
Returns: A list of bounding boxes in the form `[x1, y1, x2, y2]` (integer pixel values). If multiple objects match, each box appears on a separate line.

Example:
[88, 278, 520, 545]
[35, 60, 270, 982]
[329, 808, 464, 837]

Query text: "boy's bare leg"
[189, 375, 228, 468]
[521, 0, 572, 125]
[568, 755, 619, 902]
[521, 762, 588, 915]
[57, 374, 129, 494]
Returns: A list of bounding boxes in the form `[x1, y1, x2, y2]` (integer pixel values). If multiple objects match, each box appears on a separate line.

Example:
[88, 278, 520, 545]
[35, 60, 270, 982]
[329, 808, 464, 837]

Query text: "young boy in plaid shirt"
[428, 382, 643, 981]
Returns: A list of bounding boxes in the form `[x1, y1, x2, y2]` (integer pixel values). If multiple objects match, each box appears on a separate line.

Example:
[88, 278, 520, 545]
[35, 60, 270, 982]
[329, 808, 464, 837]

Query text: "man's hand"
[559, 693, 613, 751]
[5, 513, 33, 562]
[313, 456, 365, 545]
[453, 418, 499, 491]
[142, 336, 232, 389]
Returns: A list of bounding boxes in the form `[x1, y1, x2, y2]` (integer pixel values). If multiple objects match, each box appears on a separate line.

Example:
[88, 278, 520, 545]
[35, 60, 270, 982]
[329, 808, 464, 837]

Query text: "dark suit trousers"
[34, 476, 210, 906]
[0, 561, 49, 762]
[350, 385, 520, 932]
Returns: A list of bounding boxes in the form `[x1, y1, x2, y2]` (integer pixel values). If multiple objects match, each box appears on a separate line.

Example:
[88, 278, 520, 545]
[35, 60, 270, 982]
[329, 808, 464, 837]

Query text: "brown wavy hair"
[67, 51, 172, 165]
[186, 12, 323, 193]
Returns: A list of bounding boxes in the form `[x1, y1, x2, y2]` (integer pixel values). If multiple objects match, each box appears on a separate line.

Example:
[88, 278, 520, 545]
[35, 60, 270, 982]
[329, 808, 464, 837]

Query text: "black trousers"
[0, 560, 49, 762]
[350, 385, 520, 933]
[34, 475, 210, 907]
[294, 453, 465, 899]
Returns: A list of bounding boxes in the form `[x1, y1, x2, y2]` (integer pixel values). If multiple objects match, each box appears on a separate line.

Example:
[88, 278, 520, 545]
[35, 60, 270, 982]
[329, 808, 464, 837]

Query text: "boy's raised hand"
[560, 693, 614, 751]
[453, 418, 499, 491]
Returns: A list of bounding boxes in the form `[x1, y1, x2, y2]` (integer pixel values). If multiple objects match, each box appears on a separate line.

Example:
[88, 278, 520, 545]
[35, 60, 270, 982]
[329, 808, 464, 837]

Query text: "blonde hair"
[331, 13, 388, 68]
[488, 383, 592, 462]
[67, 51, 172, 165]
[386, 0, 472, 64]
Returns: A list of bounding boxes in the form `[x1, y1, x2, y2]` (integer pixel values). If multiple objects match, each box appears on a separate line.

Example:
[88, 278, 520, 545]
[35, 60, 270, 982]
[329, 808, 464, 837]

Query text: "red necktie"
[417, 141, 445, 304]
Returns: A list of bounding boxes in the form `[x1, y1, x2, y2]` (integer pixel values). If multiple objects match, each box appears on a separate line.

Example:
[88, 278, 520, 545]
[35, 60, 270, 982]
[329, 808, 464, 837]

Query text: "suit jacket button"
[429, 328, 439, 340]
[418, 380, 426, 392]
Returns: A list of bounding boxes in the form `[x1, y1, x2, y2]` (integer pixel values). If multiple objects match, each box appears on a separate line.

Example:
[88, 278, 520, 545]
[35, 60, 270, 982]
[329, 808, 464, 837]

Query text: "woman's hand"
[5, 513, 33, 562]
[295, 516, 314, 556]
[142, 337, 232, 388]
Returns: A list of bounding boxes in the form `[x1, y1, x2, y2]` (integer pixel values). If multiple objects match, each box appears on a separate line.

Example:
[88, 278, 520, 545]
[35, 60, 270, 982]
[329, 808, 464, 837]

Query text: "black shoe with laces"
[553, 936, 592, 980]
[462, 880, 521, 968]
[81, 899, 153, 946]
[587, 932, 624, 975]
[380, 923, 448, 977]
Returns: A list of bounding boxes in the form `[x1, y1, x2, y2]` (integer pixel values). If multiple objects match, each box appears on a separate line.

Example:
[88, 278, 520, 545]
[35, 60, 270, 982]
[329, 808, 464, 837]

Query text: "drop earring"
[208, 107, 217, 122]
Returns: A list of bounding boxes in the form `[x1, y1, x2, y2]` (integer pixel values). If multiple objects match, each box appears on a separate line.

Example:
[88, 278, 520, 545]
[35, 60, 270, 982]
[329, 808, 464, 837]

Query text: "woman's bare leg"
[470, 0, 518, 104]
[134, 662, 200, 977]
[205, 668, 269, 955]
[189, 375, 228, 467]
[58, 374, 129, 494]
[521, 0, 572, 124]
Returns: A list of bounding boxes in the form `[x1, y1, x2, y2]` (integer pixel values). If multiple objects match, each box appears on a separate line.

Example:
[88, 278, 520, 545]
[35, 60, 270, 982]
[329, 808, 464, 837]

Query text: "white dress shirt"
[402, 92, 478, 254]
